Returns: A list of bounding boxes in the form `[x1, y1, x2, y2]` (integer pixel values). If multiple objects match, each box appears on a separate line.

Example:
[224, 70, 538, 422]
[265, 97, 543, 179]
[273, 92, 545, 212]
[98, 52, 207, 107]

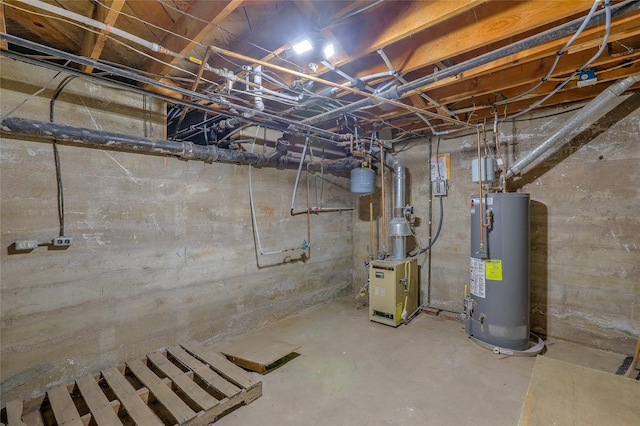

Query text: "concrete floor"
[213, 297, 627, 426]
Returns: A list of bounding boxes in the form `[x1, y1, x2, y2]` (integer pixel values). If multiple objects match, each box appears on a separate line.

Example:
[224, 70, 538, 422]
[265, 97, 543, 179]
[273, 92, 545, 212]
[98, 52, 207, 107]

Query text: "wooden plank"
[330, 1, 596, 81]
[101, 367, 164, 426]
[140, 0, 244, 81]
[166, 346, 241, 398]
[331, 0, 484, 62]
[220, 336, 300, 374]
[518, 356, 640, 426]
[146, 352, 219, 411]
[126, 359, 196, 425]
[5, 400, 27, 426]
[46, 385, 83, 426]
[78, 0, 126, 74]
[183, 341, 260, 390]
[0, 2, 7, 50]
[75, 375, 124, 426]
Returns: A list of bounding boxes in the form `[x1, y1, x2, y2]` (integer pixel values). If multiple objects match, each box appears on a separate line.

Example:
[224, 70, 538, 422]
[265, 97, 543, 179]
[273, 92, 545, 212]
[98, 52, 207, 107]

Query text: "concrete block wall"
[353, 97, 639, 354]
[0, 58, 354, 402]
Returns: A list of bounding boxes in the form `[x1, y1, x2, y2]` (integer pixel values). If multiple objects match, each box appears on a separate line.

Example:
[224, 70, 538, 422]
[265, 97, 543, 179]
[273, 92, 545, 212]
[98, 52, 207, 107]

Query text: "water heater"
[466, 193, 530, 350]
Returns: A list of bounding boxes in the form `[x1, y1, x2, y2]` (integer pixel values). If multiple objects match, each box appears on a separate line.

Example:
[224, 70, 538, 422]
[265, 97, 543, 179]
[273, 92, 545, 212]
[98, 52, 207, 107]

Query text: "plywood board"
[519, 356, 640, 425]
[219, 336, 301, 374]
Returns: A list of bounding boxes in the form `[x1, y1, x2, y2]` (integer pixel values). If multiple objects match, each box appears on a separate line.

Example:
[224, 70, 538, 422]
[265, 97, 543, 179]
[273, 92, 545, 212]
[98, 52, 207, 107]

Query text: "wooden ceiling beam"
[329, 0, 484, 67]
[418, 13, 640, 94]
[442, 58, 640, 117]
[141, 0, 244, 81]
[78, 0, 125, 74]
[433, 49, 640, 107]
[3, 0, 80, 52]
[326, 1, 595, 84]
[0, 2, 7, 50]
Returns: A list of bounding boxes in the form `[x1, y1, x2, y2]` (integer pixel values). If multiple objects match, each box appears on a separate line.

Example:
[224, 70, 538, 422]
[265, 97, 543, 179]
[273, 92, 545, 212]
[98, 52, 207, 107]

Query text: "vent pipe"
[383, 153, 411, 260]
[506, 74, 640, 178]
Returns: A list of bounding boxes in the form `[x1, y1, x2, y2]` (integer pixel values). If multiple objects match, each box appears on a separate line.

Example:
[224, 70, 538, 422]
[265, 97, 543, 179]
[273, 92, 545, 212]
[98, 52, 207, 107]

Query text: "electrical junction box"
[432, 179, 447, 196]
[369, 259, 418, 327]
[577, 69, 597, 88]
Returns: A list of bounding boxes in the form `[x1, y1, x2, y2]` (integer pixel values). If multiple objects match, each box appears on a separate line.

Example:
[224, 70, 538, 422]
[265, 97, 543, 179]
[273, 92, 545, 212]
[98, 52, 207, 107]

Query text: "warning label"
[485, 259, 503, 281]
[470, 257, 485, 298]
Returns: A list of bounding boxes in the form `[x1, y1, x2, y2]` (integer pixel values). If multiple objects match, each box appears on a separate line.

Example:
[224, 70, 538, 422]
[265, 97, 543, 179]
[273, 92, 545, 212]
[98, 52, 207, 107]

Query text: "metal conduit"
[301, 0, 640, 127]
[0, 34, 350, 143]
[506, 73, 640, 178]
[0, 117, 360, 172]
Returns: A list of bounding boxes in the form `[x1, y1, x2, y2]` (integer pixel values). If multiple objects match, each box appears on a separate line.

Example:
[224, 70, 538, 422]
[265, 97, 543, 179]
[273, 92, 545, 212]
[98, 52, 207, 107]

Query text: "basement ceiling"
[2, 0, 640, 143]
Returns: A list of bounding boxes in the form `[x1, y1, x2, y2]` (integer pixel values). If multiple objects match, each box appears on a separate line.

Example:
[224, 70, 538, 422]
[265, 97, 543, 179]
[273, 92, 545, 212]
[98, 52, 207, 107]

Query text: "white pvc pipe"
[15, 0, 178, 59]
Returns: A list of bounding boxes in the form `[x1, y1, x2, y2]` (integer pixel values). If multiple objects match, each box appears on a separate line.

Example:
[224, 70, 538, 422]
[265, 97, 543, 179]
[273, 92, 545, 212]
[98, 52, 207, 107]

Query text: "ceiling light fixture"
[323, 43, 335, 59]
[292, 39, 313, 55]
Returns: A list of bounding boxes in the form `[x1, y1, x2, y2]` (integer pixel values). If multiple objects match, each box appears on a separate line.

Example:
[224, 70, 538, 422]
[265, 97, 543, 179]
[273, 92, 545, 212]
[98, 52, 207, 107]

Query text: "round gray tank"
[350, 167, 375, 195]
[468, 192, 530, 350]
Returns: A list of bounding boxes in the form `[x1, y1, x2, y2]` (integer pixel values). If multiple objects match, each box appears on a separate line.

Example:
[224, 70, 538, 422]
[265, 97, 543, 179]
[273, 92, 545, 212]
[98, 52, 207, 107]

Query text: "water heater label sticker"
[485, 260, 503, 280]
[470, 257, 486, 298]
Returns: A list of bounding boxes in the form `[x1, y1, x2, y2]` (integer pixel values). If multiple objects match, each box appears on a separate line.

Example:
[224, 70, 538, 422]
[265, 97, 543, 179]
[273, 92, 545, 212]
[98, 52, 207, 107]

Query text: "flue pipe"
[506, 73, 640, 178]
[0, 117, 359, 173]
[381, 152, 411, 260]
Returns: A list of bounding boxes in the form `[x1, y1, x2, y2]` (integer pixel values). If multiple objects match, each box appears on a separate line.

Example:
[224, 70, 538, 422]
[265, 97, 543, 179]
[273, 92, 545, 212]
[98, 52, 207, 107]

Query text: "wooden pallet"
[1, 342, 261, 426]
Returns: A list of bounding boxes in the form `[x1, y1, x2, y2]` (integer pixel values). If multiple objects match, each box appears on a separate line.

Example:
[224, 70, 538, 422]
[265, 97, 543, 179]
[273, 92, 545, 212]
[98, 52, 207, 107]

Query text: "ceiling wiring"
[504, 0, 612, 121]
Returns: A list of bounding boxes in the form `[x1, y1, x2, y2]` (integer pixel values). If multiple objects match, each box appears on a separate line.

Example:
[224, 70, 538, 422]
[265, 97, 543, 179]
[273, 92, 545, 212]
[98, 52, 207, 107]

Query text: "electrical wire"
[0, 70, 64, 120]
[49, 75, 77, 237]
[494, 0, 603, 107]
[410, 135, 444, 256]
[503, 0, 612, 121]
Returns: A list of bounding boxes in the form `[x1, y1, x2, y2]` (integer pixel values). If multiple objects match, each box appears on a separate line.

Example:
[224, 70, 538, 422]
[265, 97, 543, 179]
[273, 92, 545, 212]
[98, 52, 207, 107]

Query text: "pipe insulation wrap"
[506, 73, 640, 178]
[0, 117, 360, 172]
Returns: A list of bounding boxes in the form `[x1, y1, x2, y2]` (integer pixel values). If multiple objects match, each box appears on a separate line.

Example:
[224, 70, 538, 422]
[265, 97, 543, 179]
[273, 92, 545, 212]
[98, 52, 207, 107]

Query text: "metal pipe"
[14, 0, 182, 60]
[506, 73, 640, 178]
[377, 48, 455, 118]
[0, 34, 350, 142]
[210, 46, 474, 129]
[382, 152, 411, 260]
[0, 117, 360, 172]
[301, 0, 640, 126]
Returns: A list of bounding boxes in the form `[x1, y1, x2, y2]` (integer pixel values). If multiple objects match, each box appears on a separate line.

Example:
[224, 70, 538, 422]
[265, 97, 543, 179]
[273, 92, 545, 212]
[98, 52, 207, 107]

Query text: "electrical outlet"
[53, 237, 73, 247]
[432, 179, 447, 196]
[15, 240, 38, 250]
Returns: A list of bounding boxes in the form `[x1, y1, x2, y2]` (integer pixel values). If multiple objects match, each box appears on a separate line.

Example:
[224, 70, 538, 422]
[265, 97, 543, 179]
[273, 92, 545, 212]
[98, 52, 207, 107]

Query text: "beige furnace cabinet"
[369, 259, 419, 326]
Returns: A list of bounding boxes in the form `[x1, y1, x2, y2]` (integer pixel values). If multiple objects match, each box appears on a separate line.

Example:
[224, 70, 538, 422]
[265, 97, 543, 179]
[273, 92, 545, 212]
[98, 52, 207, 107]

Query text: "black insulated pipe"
[0, 117, 360, 172]
[300, 0, 640, 127]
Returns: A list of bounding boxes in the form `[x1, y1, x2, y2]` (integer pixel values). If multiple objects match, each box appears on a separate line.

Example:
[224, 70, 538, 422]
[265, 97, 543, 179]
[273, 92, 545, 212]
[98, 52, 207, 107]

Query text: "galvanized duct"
[506, 73, 640, 178]
[0, 117, 360, 173]
[374, 151, 411, 260]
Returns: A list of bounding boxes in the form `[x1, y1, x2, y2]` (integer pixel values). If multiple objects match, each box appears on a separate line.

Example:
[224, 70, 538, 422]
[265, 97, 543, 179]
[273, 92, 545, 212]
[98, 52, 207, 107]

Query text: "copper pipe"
[210, 46, 475, 129]
[477, 125, 486, 254]
[306, 163, 312, 259]
[173, 47, 215, 138]
[369, 193, 374, 256]
[380, 148, 387, 254]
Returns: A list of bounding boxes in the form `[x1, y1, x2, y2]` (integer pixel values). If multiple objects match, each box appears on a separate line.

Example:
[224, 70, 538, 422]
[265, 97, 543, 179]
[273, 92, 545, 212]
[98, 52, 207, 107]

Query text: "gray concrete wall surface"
[352, 97, 639, 354]
[0, 58, 354, 403]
